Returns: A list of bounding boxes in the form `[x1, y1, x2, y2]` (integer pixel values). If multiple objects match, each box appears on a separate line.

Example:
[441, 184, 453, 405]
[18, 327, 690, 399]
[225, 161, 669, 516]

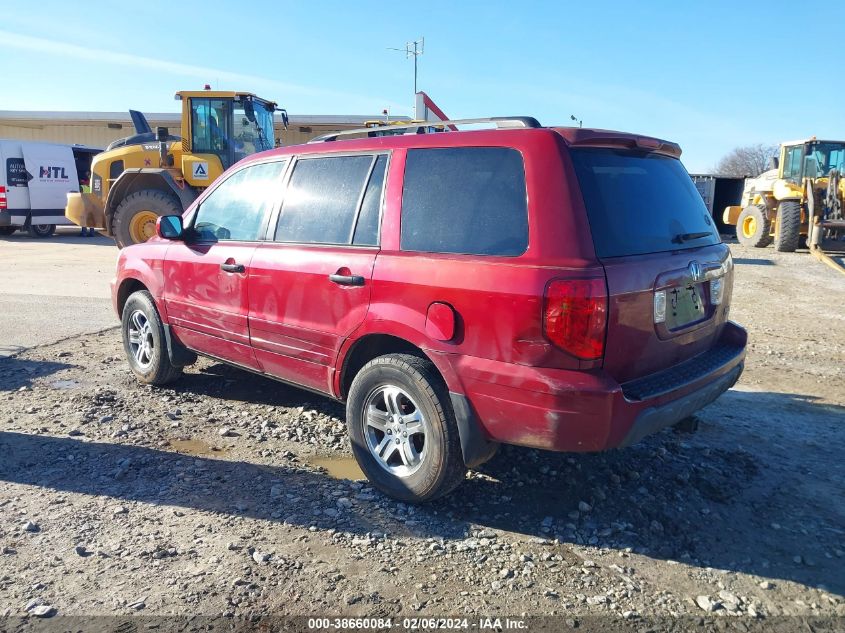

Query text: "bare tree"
[714, 144, 778, 177]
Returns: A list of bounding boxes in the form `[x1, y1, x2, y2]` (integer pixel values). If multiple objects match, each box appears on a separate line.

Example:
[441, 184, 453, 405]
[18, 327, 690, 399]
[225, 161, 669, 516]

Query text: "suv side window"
[400, 147, 528, 256]
[193, 160, 287, 242]
[275, 154, 386, 245]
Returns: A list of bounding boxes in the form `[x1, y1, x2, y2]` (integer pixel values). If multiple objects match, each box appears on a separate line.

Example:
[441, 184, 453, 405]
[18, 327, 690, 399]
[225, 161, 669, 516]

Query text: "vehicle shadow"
[0, 390, 842, 596]
[0, 355, 74, 390]
[733, 257, 775, 266]
[0, 231, 114, 247]
[175, 361, 346, 415]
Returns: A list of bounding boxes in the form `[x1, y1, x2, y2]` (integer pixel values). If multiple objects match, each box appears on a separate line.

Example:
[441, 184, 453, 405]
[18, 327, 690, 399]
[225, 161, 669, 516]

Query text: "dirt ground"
[0, 243, 844, 630]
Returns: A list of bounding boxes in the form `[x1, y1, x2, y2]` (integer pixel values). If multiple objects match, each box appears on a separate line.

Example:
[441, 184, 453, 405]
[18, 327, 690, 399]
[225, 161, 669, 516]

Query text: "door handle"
[329, 273, 365, 286]
[220, 262, 245, 273]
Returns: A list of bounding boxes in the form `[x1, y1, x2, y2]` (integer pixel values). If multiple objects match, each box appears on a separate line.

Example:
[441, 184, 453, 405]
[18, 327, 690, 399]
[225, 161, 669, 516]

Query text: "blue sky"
[1, 0, 843, 172]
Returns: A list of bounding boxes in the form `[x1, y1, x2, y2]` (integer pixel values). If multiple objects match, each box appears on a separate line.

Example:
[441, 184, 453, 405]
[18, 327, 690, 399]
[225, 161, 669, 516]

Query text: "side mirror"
[156, 215, 183, 240]
[768, 156, 779, 170]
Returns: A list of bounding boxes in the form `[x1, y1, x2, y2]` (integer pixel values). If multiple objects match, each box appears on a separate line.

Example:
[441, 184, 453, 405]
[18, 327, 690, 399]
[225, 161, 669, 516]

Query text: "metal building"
[0, 111, 405, 148]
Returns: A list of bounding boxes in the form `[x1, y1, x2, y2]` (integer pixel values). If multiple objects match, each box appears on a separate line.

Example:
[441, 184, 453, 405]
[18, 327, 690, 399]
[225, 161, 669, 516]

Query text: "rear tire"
[736, 204, 772, 248]
[26, 222, 56, 238]
[113, 189, 181, 249]
[0, 226, 16, 236]
[121, 290, 182, 385]
[774, 200, 802, 252]
[346, 354, 466, 503]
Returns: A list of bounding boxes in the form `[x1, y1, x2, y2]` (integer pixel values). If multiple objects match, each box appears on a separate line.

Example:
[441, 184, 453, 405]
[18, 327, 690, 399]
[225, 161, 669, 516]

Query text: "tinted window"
[401, 148, 528, 256]
[193, 160, 286, 241]
[569, 149, 720, 258]
[275, 155, 374, 244]
[353, 155, 387, 246]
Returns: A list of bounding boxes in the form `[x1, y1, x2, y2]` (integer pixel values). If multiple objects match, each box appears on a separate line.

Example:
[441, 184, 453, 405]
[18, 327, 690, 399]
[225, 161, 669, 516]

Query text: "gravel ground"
[0, 243, 844, 630]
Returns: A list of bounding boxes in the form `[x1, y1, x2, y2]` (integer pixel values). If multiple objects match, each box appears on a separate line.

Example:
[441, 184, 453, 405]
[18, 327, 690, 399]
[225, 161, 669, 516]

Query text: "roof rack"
[309, 116, 542, 143]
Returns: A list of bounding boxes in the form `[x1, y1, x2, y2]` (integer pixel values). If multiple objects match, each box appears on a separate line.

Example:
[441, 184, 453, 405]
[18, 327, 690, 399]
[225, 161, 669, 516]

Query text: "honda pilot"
[112, 118, 747, 503]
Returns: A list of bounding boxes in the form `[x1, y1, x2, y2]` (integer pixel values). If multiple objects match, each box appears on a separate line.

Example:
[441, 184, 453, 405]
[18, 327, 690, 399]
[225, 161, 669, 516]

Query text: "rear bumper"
[454, 321, 747, 452]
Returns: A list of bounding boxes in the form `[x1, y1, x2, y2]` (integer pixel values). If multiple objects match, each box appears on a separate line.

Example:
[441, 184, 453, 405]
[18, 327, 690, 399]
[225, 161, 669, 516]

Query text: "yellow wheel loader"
[723, 138, 845, 253]
[65, 88, 287, 248]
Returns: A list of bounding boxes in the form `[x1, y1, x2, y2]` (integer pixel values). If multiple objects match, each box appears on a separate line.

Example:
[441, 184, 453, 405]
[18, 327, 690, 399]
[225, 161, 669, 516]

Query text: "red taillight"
[0, 186, 6, 210]
[544, 278, 607, 360]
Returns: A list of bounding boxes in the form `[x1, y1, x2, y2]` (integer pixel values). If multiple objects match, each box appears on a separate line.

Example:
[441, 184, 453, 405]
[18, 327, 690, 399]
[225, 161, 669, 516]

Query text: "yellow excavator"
[724, 138, 845, 254]
[66, 87, 286, 247]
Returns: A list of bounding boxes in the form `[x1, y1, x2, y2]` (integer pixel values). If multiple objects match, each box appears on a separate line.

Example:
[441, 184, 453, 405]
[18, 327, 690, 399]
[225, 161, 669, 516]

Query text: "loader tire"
[774, 200, 802, 253]
[736, 204, 772, 248]
[113, 189, 181, 249]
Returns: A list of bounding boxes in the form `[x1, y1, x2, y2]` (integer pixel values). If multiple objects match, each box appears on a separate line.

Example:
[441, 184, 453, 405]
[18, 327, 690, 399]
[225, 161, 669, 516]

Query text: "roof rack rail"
[309, 116, 542, 143]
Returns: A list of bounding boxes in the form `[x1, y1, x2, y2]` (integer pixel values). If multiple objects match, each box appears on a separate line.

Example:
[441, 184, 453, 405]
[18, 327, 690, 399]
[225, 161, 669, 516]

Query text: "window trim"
[185, 156, 291, 244]
[351, 154, 389, 247]
[267, 150, 391, 248]
[399, 146, 529, 258]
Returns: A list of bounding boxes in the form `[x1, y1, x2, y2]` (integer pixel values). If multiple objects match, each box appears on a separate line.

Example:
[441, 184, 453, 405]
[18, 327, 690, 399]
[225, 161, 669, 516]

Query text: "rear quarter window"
[570, 148, 720, 258]
[400, 147, 528, 256]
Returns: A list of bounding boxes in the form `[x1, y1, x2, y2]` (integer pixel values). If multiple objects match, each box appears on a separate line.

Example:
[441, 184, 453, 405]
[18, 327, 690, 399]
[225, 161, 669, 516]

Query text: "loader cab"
[178, 90, 280, 174]
[780, 140, 845, 183]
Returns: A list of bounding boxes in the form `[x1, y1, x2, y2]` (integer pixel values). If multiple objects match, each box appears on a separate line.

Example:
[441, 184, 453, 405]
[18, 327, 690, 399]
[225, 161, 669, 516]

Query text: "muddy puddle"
[310, 455, 365, 480]
[49, 379, 80, 390]
[169, 438, 227, 456]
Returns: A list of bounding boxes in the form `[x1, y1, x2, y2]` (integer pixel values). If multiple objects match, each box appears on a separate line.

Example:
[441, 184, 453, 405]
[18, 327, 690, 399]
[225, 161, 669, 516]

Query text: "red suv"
[112, 118, 746, 503]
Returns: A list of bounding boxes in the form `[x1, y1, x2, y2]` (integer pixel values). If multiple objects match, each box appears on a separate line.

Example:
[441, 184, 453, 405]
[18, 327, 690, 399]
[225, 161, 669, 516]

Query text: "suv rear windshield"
[569, 148, 720, 258]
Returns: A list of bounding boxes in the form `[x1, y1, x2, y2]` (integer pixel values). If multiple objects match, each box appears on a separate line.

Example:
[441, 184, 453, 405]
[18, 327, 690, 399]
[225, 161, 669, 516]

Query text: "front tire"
[26, 222, 56, 238]
[121, 290, 182, 385]
[774, 200, 802, 252]
[736, 204, 772, 248]
[113, 189, 181, 248]
[346, 354, 466, 503]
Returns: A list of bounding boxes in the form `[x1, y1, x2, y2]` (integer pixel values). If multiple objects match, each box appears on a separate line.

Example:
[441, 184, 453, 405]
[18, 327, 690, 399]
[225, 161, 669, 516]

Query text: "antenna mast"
[389, 37, 425, 116]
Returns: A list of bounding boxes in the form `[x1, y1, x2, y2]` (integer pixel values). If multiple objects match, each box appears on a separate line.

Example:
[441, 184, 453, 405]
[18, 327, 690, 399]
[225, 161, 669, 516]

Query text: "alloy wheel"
[127, 310, 154, 368]
[363, 384, 431, 477]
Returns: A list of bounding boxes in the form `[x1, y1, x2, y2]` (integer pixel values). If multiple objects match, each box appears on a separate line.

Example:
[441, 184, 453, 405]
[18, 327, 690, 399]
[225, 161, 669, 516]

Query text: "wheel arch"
[105, 169, 197, 233]
[115, 277, 149, 319]
[338, 333, 431, 400]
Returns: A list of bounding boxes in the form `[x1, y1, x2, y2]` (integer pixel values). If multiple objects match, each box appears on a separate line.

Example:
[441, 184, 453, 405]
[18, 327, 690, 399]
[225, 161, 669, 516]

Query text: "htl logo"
[39, 166, 68, 179]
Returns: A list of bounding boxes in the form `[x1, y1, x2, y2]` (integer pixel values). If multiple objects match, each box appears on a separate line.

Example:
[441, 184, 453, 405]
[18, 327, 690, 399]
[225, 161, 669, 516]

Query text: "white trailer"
[0, 140, 99, 237]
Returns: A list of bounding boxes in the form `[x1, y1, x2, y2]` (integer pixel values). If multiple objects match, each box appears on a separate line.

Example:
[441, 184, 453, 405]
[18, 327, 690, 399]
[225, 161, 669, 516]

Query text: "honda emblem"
[688, 261, 703, 282]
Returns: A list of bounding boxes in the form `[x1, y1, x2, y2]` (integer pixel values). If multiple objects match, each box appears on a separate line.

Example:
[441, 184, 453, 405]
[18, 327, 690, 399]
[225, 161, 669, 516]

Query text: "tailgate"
[567, 145, 734, 384]
[600, 244, 732, 384]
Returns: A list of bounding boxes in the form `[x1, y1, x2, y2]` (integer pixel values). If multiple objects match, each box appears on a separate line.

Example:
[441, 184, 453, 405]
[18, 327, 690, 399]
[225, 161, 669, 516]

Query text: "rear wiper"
[673, 231, 711, 243]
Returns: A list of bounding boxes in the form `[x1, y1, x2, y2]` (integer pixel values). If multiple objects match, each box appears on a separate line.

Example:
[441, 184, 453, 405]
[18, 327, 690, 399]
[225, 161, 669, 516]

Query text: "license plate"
[666, 283, 705, 329]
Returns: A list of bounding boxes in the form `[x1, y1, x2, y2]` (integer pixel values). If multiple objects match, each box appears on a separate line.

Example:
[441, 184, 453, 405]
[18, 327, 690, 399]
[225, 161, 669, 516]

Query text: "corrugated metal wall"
[0, 118, 178, 149]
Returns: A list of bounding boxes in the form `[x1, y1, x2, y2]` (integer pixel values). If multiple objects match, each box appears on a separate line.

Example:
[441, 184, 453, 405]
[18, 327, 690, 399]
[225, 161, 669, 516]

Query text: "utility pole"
[389, 37, 424, 116]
